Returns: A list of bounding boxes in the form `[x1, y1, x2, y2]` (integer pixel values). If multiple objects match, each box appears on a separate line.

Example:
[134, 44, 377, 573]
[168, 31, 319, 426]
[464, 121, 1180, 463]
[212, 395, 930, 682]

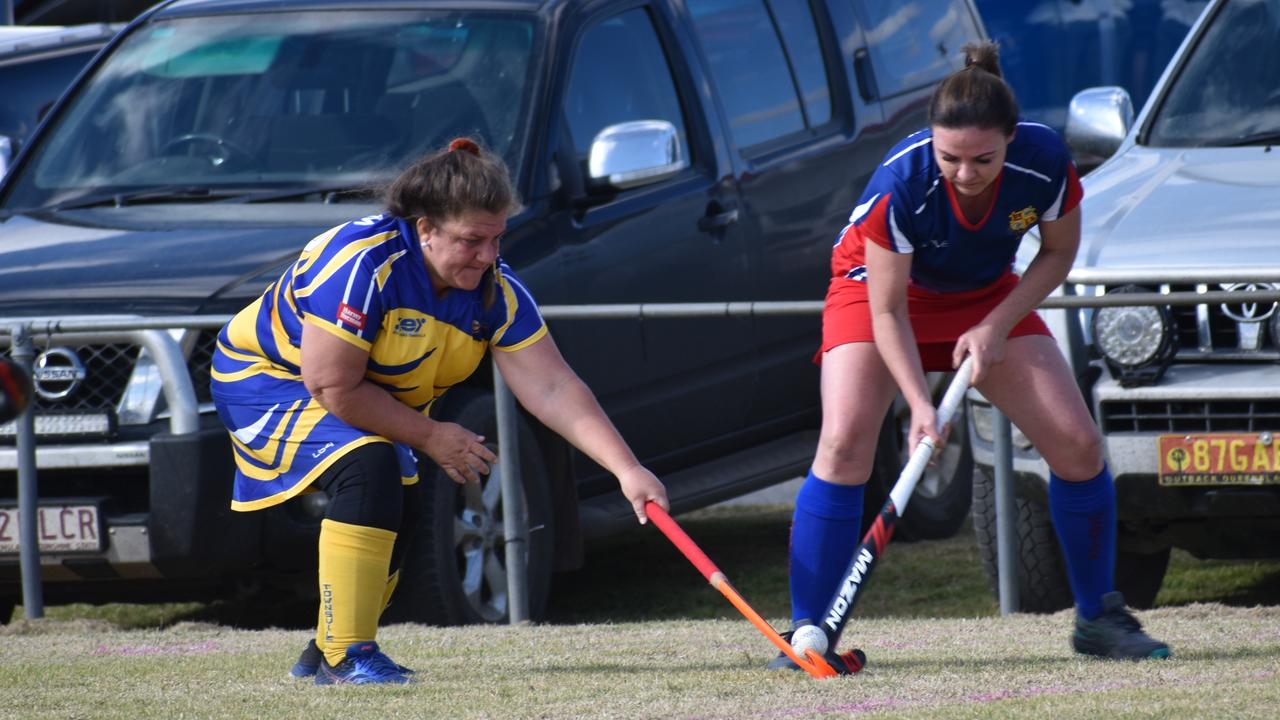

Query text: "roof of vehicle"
[0, 23, 120, 57]
[157, 0, 551, 17]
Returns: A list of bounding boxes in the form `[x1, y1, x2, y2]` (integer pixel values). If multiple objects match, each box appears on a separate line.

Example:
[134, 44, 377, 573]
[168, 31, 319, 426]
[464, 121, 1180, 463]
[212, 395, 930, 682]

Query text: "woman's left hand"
[617, 465, 669, 525]
[953, 322, 1006, 385]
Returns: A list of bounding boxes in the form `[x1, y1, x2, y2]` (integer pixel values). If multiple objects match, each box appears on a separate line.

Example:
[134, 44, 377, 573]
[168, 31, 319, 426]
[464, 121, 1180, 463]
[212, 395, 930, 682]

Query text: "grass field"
[5, 504, 1280, 718]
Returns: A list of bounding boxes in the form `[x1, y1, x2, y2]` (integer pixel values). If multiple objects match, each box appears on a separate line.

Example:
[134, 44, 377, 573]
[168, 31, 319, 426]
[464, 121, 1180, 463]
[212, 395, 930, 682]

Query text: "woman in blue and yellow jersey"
[211, 138, 669, 685]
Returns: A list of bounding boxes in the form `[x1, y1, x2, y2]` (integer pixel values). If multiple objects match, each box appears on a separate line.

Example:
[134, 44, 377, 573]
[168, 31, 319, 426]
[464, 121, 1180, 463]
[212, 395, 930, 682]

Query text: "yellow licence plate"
[1158, 433, 1280, 486]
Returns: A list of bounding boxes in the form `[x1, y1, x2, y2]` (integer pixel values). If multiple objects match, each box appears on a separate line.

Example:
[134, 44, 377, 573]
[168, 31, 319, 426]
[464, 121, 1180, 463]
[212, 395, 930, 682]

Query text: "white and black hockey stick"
[819, 356, 975, 645]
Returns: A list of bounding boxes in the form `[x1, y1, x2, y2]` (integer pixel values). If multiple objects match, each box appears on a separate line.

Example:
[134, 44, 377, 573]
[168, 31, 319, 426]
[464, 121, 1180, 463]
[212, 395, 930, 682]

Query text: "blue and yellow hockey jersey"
[211, 212, 546, 511]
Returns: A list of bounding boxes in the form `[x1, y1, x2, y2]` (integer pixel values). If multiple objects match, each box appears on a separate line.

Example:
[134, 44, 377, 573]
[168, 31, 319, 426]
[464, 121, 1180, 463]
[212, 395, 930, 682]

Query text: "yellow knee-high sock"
[315, 604, 326, 656]
[316, 518, 397, 667]
[381, 569, 401, 617]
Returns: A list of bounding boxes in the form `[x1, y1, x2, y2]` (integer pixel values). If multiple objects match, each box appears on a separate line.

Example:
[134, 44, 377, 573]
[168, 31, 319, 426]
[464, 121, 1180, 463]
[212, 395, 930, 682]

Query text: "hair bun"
[448, 138, 481, 155]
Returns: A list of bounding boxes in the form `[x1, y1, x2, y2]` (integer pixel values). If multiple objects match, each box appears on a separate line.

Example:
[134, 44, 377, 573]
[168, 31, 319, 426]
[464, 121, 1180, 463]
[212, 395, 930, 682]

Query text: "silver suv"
[967, 0, 1280, 612]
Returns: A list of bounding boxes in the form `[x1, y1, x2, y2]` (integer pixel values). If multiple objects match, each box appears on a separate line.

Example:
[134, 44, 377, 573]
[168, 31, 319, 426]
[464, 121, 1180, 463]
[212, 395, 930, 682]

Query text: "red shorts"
[818, 271, 1052, 372]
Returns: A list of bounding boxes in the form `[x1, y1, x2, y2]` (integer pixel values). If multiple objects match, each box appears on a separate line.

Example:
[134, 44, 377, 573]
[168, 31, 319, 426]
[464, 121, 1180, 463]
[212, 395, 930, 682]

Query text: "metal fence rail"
[6, 275, 1280, 621]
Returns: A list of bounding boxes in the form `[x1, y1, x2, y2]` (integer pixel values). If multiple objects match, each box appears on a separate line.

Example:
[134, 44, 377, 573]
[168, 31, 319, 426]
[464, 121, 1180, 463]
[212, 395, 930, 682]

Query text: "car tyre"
[868, 374, 974, 541]
[388, 389, 554, 625]
[972, 466, 1073, 613]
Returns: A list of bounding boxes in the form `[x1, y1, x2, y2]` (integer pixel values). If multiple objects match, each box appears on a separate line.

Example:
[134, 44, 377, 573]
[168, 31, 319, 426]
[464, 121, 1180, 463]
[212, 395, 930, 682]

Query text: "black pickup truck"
[0, 0, 986, 624]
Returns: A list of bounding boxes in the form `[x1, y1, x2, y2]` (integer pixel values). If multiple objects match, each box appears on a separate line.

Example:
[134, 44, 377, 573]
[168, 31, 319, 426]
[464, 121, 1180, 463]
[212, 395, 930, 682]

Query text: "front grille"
[188, 330, 218, 404]
[1145, 283, 1280, 359]
[1101, 400, 1280, 433]
[2, 329, 217, 445]
[1, 343, 139, 412]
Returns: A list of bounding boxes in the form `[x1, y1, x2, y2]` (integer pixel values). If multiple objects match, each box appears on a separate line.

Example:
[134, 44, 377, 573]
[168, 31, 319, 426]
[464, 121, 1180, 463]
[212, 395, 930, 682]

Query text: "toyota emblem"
[1219, 283, 1278, 323]
[32, 347, 87, 400]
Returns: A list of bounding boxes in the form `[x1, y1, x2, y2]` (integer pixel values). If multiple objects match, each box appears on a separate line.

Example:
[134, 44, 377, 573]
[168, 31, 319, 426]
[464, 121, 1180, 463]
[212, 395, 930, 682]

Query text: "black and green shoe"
[1072, 591, 1171, 660]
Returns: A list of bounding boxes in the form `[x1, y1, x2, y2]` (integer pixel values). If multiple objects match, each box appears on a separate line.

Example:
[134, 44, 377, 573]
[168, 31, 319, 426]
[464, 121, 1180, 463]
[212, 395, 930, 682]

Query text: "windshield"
[3, 10, 537, 210]
[1146, 0, 1280, 147]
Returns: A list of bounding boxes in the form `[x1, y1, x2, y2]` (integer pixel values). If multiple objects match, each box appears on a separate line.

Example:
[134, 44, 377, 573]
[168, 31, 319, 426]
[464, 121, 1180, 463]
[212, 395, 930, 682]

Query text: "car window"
[1147, 0, 1280, 147]
[687, 0, 809, 149]
[0, 48, 100, 151]
[564, 8, 690, 165]
[4, 11, 537, 211]
[764, 0, 832, 126]
[852, 0, 977, 97]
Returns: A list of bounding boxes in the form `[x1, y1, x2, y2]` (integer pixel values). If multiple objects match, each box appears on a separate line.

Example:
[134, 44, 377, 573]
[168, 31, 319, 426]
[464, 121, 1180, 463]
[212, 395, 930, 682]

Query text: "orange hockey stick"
[645, 501, 838, 679]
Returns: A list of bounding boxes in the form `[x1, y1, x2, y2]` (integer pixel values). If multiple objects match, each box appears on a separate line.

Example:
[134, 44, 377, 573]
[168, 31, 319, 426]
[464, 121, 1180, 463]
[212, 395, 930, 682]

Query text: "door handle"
[698, 201, 739, 234]
[853, 48, 878, 102]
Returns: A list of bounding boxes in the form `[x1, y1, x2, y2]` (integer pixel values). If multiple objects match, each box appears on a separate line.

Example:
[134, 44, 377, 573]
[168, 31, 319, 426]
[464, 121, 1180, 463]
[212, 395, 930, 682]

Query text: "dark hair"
[385, 137, 519, 221]
[928, 41, 1019, 137]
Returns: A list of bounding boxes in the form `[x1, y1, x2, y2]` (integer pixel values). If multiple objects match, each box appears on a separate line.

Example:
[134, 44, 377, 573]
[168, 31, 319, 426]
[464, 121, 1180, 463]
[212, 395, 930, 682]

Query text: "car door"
[681, 0, 909, 431]
[542, 2, 754, 488]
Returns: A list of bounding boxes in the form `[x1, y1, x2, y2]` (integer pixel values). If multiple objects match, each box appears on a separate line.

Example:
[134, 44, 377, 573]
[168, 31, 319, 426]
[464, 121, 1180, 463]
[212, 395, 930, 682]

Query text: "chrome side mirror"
[1065, 87, 1134, 172]
[587, 120, 686, 190]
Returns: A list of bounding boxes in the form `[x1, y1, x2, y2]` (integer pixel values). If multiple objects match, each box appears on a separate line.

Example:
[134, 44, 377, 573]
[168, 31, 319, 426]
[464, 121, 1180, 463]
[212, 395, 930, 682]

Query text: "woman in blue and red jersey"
[776, 42, 1168, 668]
[211, 139, 668, 684]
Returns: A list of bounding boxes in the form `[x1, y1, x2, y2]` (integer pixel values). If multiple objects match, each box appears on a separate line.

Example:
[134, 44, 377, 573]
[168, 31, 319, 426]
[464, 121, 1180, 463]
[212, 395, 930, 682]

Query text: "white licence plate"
[0, 503, 102, 553]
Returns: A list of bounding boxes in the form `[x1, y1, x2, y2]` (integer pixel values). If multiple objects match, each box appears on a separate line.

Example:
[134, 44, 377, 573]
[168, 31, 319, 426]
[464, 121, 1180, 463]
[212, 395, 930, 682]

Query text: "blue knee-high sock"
[1049, 465, 1116, 620]
[789, 469, 864, 624]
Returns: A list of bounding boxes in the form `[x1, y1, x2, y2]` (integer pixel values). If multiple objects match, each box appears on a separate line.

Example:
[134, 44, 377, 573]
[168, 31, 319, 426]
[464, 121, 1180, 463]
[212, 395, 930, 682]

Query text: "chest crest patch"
[1009, 206, 1038, 233]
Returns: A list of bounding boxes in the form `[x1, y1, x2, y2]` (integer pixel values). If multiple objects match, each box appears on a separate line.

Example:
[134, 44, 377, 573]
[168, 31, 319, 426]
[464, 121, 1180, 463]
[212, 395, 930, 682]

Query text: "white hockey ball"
[790, 624, 828, 656]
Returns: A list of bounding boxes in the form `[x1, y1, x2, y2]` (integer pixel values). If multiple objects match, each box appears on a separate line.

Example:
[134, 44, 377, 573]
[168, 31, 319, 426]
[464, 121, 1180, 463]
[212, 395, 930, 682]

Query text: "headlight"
[1091, 285, 1176, 386]
[1094, 305, 1166, 365]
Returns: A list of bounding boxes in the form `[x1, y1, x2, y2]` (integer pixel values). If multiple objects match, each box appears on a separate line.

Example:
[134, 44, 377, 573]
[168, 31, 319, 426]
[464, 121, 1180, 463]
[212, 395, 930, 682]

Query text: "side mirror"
[0, 136, 12, 180]
[587, 120, 686, 190]
[1065, 87, 1134, 172]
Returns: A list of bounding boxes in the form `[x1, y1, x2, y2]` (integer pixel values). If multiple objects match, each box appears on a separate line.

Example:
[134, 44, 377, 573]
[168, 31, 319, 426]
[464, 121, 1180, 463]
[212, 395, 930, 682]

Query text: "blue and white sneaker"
[292, 639, 415, 678]
[314, 641, 412, 685]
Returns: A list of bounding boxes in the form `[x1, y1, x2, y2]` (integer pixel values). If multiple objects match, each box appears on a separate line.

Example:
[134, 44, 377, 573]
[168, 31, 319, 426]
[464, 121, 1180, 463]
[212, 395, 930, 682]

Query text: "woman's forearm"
[310, 380, 436, 449]
[871, 308, 933, 411]
[522, 374, 640, 476]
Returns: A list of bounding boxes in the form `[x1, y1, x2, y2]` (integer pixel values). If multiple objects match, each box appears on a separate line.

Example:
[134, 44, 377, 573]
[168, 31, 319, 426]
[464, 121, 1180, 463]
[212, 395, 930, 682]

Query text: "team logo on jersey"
[394, 318, 427, 337]
[1009, 206, 1038, 233]
[337, 303, 367, 330]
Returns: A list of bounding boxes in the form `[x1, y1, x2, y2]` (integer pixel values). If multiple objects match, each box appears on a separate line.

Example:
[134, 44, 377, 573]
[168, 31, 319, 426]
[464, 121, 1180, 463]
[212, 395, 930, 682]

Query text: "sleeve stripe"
[361, 273, 375, 315]
[915, 178, 939, 214]
[1043, 162, 1083, 221]
[1004, 161, 1052, 183]
[883, 137, 932, 166]
[498, 269, 545, 327]
[888, 209, 914, 253]
[304, 314, 374, 351]
[493, 324, 548, 353]
[294, 233, 393, 298]
[1043, 178, 1067, 221]
[1017, 121, 1054, 132]
[341, 246, 375, 308]
[849, 193, 880, 223]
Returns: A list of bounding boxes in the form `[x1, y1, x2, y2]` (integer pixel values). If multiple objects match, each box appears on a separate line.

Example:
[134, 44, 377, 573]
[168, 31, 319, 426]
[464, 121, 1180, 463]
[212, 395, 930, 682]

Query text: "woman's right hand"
[423, 420, 497, 484]
[908, 402, 949, 462]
